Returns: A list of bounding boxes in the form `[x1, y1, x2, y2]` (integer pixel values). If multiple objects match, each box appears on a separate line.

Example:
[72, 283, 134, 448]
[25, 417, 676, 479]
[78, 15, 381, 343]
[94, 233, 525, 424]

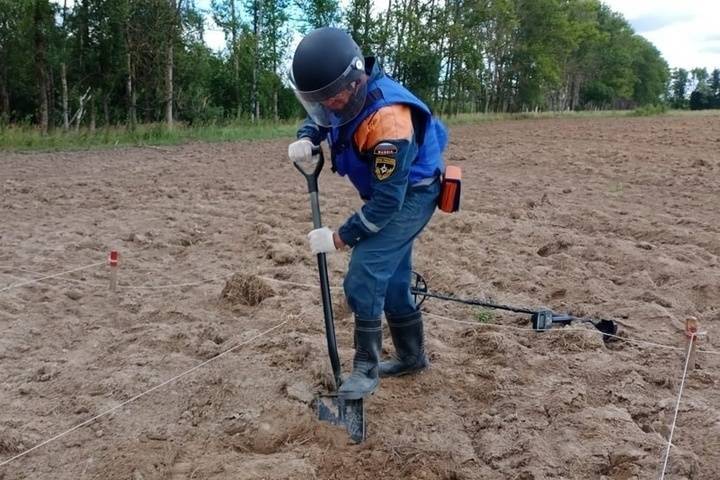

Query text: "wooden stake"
[685, 317, 699, 371]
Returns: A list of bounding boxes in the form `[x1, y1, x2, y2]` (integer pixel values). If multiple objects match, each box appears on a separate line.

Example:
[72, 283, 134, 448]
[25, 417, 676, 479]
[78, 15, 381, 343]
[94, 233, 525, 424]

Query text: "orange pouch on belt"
[438, 166, 461, 213]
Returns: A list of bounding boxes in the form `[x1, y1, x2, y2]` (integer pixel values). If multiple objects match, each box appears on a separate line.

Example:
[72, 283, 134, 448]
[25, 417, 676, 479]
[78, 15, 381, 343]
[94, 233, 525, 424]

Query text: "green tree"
[688, 67, 713, 111]
[212, 0, 246, 118]
[710, 68, 720, 108]
[482, 0, 520, 112]
[259, 0, 291, 121]
[163, 0, 183, 128]
[346, 0, 375, 51]
[31, 0, 56, 134]
[630, 36, 669, 105]
[0, 0, 681, 130]
[548, 0, 601, 110]
[0, 0, 30, 125]
[246, 0, 260, 121]
[444, 0, 489, 114]
[690, 67, 709, 91]
[294, 0, 340, 31]
[579, 5, 636, 108]
[689, 89, 712, 110]
[670, 68, 689, 108]
[513, 0, 578, 111]
[387, 0, 444, 108]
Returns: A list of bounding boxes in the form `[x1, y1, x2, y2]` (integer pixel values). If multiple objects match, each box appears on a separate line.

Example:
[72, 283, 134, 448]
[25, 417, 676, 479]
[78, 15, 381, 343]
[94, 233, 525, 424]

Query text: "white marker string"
[119, 274, 231, 290]
[0, 262, 105, 294]
[0, 318, 289, 467]
[659, 334, 695, 479]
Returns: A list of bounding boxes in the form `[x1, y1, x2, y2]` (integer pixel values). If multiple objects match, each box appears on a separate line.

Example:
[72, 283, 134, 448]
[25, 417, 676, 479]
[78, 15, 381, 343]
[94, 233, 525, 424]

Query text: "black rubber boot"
[338, 318, 382, 400]
[379, 310, 429, 378]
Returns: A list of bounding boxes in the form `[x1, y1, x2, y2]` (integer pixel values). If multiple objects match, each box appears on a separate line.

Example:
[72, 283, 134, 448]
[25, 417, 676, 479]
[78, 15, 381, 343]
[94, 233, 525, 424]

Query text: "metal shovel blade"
[315, 393, 366, 443]
[593, 319, 618, 341]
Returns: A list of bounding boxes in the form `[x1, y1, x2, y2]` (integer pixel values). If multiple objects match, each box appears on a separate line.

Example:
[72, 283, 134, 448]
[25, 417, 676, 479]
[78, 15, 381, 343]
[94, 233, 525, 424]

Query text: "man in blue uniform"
[288, 27, 448, 400]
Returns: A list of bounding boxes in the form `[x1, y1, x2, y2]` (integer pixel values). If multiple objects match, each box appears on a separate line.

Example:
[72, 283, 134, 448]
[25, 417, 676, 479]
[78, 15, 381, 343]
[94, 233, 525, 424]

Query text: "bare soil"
[1, 113, 719, 479]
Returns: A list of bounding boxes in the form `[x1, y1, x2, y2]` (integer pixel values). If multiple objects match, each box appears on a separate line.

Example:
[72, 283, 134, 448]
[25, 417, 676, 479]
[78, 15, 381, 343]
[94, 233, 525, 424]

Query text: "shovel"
[293, 144, 366, 443]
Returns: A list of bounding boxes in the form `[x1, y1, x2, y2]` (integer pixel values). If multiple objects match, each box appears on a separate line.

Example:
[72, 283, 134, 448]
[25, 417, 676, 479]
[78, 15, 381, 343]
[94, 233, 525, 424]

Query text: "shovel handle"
[293, 145, 324, 194]
[295, 144, 343, 390]
[316, 251, 342, 389]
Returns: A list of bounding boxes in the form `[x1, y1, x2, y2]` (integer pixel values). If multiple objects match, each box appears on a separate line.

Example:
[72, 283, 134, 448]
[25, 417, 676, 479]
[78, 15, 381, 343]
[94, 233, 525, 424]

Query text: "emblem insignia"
[374, 156, 396, 181]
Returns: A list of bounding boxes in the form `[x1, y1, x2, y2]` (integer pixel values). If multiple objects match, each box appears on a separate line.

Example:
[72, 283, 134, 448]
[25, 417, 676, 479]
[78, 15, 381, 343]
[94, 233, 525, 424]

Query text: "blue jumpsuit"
[297, 57, 447, 325]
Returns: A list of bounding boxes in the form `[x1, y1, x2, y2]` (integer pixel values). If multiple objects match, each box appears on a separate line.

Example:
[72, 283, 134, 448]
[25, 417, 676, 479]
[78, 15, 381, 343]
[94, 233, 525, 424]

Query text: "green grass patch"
[2, 109, 718, 152]
[0, 121, 298, 152]
[474, 308, 495, 324]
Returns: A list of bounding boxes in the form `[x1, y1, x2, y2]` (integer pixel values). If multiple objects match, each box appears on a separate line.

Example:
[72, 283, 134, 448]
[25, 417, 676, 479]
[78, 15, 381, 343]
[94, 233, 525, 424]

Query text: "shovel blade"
[316, 394, 366, 443]
[594, 319, 618, 341]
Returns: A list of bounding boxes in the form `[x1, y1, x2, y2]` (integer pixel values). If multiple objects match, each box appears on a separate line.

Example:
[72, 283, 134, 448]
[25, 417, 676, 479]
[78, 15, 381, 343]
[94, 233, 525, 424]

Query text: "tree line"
[0, 0, 712, 134]
[668, 68, 720, 111]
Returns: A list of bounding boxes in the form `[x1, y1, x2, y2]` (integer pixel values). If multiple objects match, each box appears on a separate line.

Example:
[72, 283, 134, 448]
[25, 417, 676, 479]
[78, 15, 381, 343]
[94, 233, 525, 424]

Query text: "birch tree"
[212, 0, 245, 118]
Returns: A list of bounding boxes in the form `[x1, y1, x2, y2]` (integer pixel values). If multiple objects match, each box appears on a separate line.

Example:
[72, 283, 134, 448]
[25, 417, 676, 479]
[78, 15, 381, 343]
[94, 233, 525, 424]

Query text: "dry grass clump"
[220, 273, 274, 306]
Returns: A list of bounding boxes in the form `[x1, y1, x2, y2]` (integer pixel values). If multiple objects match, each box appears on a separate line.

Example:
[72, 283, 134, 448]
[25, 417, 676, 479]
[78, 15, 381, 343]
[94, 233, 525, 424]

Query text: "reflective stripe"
[411, 176, 439, 188]
[357, 209, 381, 233]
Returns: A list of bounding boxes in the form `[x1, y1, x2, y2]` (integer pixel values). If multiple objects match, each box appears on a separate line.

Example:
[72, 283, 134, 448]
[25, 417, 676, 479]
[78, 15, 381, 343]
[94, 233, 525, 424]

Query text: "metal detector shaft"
[410, 271, 618, 340]
[410, 288, 537, 315]
[295, 148, 343, 391]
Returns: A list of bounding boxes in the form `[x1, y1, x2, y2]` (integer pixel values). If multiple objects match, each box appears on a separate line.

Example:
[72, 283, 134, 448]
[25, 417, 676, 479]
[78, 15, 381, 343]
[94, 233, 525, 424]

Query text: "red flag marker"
[109, 250, 119, 267]
[108, 250, 119, 292]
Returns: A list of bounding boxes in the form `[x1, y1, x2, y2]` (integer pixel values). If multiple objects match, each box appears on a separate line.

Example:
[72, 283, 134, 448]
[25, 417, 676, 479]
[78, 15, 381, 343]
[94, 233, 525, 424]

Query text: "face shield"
[291, 57, 368, 128]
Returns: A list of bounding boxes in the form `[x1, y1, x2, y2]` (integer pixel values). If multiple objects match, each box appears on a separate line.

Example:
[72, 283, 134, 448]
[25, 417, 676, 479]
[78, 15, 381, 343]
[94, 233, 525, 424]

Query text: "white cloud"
[205, 28, 226, 52]
[602, 0, 720, 71]
[629, 13, 694, 34]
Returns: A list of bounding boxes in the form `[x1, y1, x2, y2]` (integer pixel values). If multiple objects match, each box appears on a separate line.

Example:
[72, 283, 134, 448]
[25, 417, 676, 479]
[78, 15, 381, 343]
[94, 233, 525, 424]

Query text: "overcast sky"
[601, 0, 719, 71]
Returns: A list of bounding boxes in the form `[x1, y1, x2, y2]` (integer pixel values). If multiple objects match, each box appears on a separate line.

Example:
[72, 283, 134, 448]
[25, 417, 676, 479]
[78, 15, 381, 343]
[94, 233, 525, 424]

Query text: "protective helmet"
[290, 28, 367, 128]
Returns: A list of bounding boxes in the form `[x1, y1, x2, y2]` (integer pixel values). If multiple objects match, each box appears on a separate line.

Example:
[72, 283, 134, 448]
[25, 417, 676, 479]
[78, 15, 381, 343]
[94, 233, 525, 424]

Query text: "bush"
[629, 104, 667, 116]
[689, 89, 714, 110]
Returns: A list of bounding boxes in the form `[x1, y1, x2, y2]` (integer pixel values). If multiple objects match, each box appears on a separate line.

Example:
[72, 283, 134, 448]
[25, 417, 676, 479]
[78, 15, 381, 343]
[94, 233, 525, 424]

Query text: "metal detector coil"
[411, 271, 428, 309]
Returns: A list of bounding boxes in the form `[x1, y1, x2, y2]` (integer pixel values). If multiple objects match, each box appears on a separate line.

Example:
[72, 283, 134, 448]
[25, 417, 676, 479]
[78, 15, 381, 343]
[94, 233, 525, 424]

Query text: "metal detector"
[293, 145, 366, 443]
[410, 271, 618, 340]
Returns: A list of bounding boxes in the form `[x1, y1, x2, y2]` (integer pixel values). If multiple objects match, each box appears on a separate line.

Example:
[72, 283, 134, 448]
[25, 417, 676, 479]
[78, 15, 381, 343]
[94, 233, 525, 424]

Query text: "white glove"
[308, 227, 337, 254]
[288, 138, 314, 164]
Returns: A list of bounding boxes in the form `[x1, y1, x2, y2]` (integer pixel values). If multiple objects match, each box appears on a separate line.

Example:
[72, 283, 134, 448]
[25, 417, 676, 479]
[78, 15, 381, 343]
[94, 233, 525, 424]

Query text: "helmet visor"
[291, 57, 368, 128]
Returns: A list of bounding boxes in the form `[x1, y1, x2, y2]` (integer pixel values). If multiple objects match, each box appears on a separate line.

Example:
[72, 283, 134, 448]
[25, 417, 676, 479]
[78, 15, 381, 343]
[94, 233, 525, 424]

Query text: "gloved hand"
[288, 138, 315, 164]
[308, 227, 337, 254]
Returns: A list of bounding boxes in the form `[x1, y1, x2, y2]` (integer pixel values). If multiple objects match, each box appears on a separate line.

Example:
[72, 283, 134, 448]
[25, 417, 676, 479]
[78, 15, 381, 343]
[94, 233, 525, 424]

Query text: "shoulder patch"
[354, 105, 413, 151]
[373, 142, 398, 157]
[374, 156, 396, 181]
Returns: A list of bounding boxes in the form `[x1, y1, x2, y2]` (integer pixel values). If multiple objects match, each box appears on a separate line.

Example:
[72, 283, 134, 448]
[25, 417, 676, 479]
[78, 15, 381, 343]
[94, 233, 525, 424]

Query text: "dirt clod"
[220, 273, 274, 306]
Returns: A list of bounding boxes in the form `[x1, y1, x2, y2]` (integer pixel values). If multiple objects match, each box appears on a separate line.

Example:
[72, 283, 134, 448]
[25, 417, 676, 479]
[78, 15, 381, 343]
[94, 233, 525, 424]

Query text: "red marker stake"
[108, 250, 119, 292]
